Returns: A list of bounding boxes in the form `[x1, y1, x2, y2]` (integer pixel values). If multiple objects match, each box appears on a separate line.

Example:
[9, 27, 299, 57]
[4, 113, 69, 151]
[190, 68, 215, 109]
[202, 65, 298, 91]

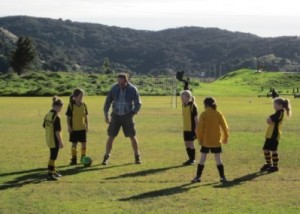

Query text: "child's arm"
[267, 117, 273, 124]
[67, 117, 72, 133]
[85, 115, 89, 132]
[220, 113, 229, 144]
[196, 114, 205, 145]
[194, 116, 199, 133]
[55, 131, 64, 148]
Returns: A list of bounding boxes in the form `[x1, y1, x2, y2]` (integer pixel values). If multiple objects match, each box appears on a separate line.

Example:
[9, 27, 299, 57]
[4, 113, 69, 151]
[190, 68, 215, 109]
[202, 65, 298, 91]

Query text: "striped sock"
[264, 151, 271, 165]
[71, 146, 77, 160]
[81, 147, 86, 157]
[272, 153, 279, 167]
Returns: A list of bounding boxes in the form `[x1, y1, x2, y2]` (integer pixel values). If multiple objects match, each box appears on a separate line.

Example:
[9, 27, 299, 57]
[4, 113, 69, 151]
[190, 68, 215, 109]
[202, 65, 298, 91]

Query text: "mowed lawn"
[0, 96, 300, 214]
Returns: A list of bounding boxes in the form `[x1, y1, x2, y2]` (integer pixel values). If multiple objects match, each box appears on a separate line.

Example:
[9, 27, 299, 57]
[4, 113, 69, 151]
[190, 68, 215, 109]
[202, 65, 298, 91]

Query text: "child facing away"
[43, 96, 64, 181]
[181, 90, 198, 165]
[260, 97, 291, 173]
[192, 97, 229, 183]
[66, 88, 89, 165]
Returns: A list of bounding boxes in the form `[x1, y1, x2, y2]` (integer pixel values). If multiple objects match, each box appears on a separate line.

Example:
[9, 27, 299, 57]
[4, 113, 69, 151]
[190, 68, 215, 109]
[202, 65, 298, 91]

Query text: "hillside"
[0, 16, 300, 75]
[1, 69, 300, 97]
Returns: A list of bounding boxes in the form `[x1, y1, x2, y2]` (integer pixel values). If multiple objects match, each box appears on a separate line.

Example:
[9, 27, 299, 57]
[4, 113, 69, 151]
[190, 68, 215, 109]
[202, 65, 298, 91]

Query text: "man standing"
[102, 73, 142, 165]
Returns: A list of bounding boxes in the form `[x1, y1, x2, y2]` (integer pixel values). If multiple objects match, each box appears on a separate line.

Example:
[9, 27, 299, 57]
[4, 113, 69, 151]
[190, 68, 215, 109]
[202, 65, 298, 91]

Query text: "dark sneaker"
[220, 177, 228, 183]
[260, 164, 271, 172]
[102, 154, 110, 165]
[191, 176, 201, 183]
[267, 166, 279, 173]
[53, 171, 62, 177]
[70, 158, 77, 166]
[183, 159, 195, 166]
[135, 155, 142, 164]
[47, 173, 58, 181]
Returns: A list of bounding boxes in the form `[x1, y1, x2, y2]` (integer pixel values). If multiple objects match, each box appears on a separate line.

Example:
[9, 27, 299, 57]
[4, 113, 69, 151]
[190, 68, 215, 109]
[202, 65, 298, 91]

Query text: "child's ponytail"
[204, 97, 217, 110]
[284, 99, 292, 117]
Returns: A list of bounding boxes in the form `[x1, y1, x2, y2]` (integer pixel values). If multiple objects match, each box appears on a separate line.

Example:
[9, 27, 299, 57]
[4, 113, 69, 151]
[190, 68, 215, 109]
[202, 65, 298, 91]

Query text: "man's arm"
[132, 88, 142, 114]
[103, 88, 114, 123]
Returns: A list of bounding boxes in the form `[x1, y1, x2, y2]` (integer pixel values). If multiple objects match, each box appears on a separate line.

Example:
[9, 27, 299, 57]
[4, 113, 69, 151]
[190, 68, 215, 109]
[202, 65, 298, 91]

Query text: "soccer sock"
[217, 164, 225, 178]
[272, 153, 279, 167]
[71, 146, 77, 160]
[186, 148, 192, 159]
[48, 159, 55, 174]
[190, 148, 195, 161]
[196, 164, 204, 178]
[264, 151, 271, 165]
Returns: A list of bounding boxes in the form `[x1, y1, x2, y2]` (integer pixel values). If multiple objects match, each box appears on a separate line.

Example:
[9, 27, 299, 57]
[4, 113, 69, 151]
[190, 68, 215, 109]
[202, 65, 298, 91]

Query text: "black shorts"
[69, 130, 87, 143]
[108, 113, 136, 137]
[263, 138, 279, 151]
[183, 131, 196, 141]
[200, 146, 222, 154]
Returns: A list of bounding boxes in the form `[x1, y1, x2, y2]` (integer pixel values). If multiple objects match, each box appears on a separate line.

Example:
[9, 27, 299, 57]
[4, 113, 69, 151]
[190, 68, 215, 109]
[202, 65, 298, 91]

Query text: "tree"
[101, 58, 114, 74]
[10, 36, 36, 75]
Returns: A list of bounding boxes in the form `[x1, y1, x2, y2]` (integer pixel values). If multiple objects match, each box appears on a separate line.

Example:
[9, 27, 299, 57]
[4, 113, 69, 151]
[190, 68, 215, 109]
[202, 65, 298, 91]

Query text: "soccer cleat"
[183, 159, 195, 166]
[267, 166, 279, 173]
[47, 173, 58, 181]
[135, 155, 142, 164]
[70, 158, 77, 166]
[102, 154, 110, 165]
[191, 176, 201, 183]
[53, 171, 62, 177]
[220, 177, 228, 183]
[260, 164, 271, 172]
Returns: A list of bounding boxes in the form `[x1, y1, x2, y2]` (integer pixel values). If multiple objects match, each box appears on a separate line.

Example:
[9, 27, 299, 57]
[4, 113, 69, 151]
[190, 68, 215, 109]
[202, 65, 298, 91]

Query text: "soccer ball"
[81, 156, 92, 167]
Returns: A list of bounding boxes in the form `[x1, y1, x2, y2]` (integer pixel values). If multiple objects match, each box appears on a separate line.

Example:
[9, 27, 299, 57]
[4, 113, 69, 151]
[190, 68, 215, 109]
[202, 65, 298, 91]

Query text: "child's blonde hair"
[181, 90, 195, 103]
[274, 97, 292, 117]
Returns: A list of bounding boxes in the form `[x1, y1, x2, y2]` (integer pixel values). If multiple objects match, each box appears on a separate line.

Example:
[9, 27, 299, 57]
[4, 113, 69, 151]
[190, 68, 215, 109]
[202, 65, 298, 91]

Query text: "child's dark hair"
[274, 97, 292, 117]
[52, 96, 63, 107]
[204, 97, 217, 110]
[70, 88, 84, 103]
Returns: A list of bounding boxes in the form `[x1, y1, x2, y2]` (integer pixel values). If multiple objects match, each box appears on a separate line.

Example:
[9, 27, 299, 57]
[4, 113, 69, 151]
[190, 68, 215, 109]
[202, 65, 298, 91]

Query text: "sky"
[1, 0, 300, 37]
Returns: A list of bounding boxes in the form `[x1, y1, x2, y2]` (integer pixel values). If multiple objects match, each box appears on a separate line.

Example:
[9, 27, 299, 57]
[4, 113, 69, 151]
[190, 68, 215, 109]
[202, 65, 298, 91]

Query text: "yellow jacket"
[196, 107, 229, 148]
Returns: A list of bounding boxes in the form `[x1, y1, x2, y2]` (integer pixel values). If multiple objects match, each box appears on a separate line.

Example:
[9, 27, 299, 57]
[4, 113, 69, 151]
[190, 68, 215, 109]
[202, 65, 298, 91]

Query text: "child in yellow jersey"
[260, 97, 291, 173]
[181, 90, 198, 165]
[66, 88, 89, 165]
[192, 97, 229, 183]
[43, 96, 64, 181]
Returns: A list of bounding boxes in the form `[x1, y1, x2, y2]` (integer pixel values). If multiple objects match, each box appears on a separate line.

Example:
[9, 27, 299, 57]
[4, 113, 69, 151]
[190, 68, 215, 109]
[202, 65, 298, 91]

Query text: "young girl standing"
[181, 90, 198, 165]
[260, 97, 291, 172]
[66, 88, 89, 165]
[192, 97, 229, 183]
[43, 96, 64, 181]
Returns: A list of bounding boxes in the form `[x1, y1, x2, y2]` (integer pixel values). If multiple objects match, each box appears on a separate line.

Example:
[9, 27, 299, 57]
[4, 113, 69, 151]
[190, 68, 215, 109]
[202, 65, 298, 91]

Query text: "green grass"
[1, 96, 300, 214]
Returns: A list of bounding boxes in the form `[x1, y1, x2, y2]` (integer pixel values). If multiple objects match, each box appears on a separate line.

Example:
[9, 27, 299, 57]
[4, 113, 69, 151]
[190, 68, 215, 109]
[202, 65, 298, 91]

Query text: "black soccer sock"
[272, 153, 279, 167]
[48, 159, 55, 174]
[190, 148, 195, 161]
[217, 164, 225, 178]
[186, 148, 191, 160]
[196, 164, 204, 178]
[264, 151, 271, 165]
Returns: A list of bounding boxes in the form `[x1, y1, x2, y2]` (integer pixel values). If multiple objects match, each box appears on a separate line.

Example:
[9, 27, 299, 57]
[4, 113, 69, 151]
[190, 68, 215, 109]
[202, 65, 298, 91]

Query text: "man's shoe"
[135, 155, 142, 164]
[102, 154, 110, 165]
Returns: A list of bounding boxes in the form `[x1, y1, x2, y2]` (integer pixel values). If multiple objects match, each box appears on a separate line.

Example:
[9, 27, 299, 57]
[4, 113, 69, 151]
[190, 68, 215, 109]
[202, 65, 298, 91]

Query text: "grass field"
[1, 96, 300, 214]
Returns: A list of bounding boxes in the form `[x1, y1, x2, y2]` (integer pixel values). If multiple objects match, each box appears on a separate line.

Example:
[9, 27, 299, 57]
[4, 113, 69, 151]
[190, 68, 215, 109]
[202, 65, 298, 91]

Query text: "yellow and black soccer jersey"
[265, 109, 284, 141]
[66, 102, 88, 131]
[182, 102, 198, 132]
[196, 107, 229, 148]
[43, 110, 61, 148]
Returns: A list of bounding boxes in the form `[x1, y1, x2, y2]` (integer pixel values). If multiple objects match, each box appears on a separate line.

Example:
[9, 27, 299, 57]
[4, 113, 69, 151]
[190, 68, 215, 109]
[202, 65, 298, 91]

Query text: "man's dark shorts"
[263, 138, 279, 151]
[200, 146, 222, 154]
[69, 130, 87, 143]
[108, 113, 136, 137]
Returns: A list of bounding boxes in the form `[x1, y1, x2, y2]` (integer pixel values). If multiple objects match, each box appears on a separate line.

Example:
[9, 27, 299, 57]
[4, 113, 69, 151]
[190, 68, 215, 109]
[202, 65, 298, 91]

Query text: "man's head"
[118, 73, 128, 87]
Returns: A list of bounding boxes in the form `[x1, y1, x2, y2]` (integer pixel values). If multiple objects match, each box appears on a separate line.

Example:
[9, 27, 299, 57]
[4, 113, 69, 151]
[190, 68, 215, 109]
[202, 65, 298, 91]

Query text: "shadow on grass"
[119, 183, 199, 201]
[213, 171, 270, 188]
[105, 164, 185, 180]
[0, 163, 133, 191]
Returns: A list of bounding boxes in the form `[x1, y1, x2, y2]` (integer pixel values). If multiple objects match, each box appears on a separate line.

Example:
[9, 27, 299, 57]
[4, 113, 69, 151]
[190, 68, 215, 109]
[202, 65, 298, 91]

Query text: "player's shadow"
[119, 183, 199, 201]
[213, 171, 269, 188]
[0, 163, 132, 191]
[105, 165, 184, 180]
